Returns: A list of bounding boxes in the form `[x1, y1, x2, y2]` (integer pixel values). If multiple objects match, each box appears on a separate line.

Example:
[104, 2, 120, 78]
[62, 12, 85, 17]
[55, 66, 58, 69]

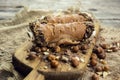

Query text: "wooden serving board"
[13, 19, 100, 80]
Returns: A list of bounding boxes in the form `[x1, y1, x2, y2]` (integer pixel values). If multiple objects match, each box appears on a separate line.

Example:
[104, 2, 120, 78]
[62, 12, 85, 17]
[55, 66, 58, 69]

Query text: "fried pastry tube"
[32, 22, 87, 46]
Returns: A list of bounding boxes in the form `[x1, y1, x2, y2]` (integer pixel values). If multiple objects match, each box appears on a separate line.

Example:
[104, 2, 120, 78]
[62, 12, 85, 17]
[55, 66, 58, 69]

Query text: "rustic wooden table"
[0, 0, 120, 28]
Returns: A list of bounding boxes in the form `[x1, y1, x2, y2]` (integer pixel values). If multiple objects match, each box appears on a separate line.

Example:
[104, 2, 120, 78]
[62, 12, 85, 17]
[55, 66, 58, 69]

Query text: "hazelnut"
[43, 52, 49, 55]
[100, 44, 109, 49]
[71, 57, 80, 67]
[106, 49, 112, 53]
[55, 46, 61, 52]
[95, 66, 103, 72]
[95, 47, 104, 54]
[72, 46, 79, 52]
[112, 47, 118, 52]
[34, 47, 41, 52]
[92, 74, 99, 80]
[61, 56, 69, 62]
[100, 60, 107, 64]
[110, 47, 118, 52]
[103, 65, 109, 71]
[48, 54, 56, 61]
[91, 53, 98, 60]
[51, 60, 59, 68]
[97, 53, 106, 59]
[81, 44, 88, 50]
[90, 59, 97, 66]
[41, 47, 47, 52]
[26, 53, 37, 60]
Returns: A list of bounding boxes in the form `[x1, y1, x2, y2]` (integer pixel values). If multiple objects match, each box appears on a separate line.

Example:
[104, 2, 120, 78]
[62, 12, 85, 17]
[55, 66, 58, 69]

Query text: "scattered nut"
[110, 47, 118, 52]
[43, 66, 48, 69]
[106, 49, 112, 53]
[61, 56, 69, 62]
[81, 44, 88, 50]
[35, 47, 41, 52]
[97, 53, 106, 59]
[100, 43, 109, 49]
[92, 74, 99, 80]
[48, 54, 56, 61]
[100, 59, 107, 65]
[55, 46, 61, 52]
[90, 59, 97, 66]
[103, 71, 109, 78]
[43, 52, 49, 55]
[74, 56, 80, 61]
[71, 57, 80, 67]
[80, 58, 85, 63]
[26, 53, 37, 60]
[103, 65, 109, 71]
[96, 72, 103, 76]
[51, 60, 59, 68]
[41, 47, 47, 52]
[72, 46, 79, 52]
[95, 66, 103, 72]
[56, 56, 60, 60]
[91, 53, 98, 60]
[95, 47, 104, 54]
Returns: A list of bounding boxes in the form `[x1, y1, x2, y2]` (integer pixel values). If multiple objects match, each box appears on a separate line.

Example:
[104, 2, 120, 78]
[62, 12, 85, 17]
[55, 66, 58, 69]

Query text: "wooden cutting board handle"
[24, 68, 45, 80]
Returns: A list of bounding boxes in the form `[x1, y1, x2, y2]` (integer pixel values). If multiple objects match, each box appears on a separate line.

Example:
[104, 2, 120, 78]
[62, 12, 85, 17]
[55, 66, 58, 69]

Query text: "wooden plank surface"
[0, 0, 120, 26]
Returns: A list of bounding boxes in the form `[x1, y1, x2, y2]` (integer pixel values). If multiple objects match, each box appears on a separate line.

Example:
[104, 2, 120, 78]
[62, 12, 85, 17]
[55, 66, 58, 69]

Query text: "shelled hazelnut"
[55, 46, 61, 53]
[100, 43, 109, 49]
[103, 65, 109, 71]
[91, 53, 98, 60]
[97, 52, 106, 59]
[90, 59, 97, 66]
[95, 47, 104, 54]
[51, 60, 59, 68]
[26, 53, 37, 60]
[106, 49, 112, 53]
[35, 47, 41, 53]
[71, 57, 80, 67]
[41, 47, 47, 52]
[110, 46, 118, 52]
[92, 74, 99, 80]
[95, 66, 103, 72]
[48, 54, 56, 61]
[72, 46, 79, 52]
[61, 56, 69, 62]
[81, 44, 88, 50]
[100, 59, 107, 65]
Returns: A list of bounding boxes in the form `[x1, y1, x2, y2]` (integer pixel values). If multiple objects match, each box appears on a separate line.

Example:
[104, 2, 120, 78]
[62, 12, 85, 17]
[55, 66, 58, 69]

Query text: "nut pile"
[26, 13, 95, 69]
[90, 41, 120, 80]
[27, 43, 90, 68]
